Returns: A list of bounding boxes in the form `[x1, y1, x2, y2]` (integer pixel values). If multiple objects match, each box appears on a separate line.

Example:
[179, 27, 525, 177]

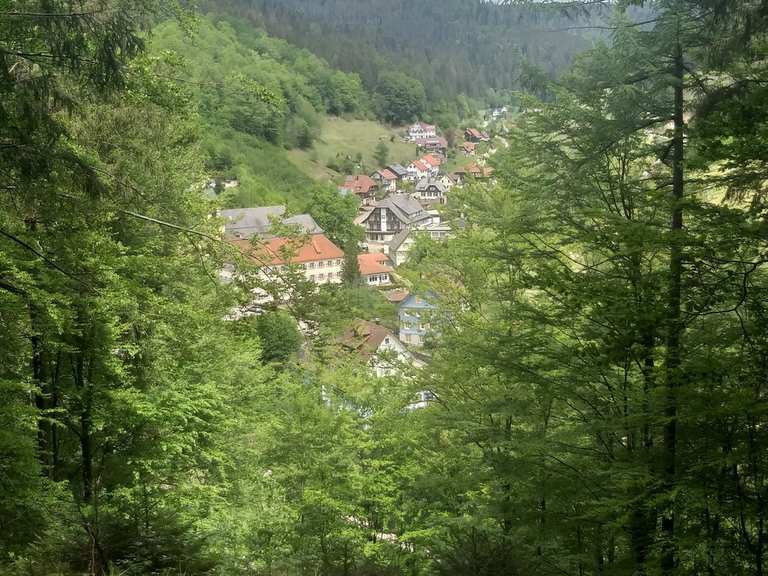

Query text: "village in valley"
[217, 115, 505, 387]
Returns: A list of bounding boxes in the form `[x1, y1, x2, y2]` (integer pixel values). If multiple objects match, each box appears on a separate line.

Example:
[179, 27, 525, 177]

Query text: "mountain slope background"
[204, 0, 603, 105]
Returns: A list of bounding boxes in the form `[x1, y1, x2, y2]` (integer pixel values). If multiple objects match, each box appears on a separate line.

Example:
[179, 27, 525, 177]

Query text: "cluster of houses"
[340, 121, 494, 278]
[216, 119, 500, 403]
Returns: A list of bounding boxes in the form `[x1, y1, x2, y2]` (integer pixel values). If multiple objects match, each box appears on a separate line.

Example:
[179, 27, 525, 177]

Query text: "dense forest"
[3, 0, 768, 575]
[206, 0, 595, 104]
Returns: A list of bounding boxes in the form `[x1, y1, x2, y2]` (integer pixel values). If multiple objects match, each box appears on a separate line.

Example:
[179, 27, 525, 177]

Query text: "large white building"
[358, 194, 434, 244]
[407, 122, 437, 141]
[229, 234, 345, 286]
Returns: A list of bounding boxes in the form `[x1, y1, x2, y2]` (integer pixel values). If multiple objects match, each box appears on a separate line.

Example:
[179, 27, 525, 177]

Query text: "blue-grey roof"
[221, 206, 323, 238]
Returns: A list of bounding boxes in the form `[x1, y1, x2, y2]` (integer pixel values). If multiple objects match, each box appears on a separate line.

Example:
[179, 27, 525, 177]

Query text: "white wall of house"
[364, 272, 391, 286]
[299, 258, 344, 284]
[371, 334, 412, 377]
[408, 124, 437, 141]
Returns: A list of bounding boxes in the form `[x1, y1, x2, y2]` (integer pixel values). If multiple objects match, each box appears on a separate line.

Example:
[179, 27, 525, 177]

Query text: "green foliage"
[374, 141, 390, 168]
[209, 0, 596, 105]
[375, 71, 427, 125]
[150, 17, 367, 205]
[302, 185, 362, 248]
[253, 311, 302, 365]
[7, 2, 768, 576]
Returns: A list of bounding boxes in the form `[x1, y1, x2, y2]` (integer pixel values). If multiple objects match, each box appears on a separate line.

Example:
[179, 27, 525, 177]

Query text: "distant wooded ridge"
[203, 0, 623, 102]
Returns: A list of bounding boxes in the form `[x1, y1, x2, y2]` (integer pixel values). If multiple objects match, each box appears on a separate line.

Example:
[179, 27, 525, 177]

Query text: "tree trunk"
[661, 32, 686, 575]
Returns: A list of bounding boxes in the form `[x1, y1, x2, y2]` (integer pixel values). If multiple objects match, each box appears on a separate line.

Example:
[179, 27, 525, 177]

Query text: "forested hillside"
[150, 17, 369, 206]
[207, 0, 594, 105]
[4, 1, 768, 576]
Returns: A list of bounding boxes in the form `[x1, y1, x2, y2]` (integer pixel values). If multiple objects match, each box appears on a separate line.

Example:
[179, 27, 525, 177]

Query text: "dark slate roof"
[415, 178, 449, 194]
[388, 164, 408, 178]
[389, 227, 412, 252]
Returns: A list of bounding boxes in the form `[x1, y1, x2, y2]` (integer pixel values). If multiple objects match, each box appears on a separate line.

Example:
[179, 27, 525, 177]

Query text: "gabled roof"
[338, 319, 398, 361]
[230, 233, 343, 266]
[360, 194, 430, 228]
[410, 159, 430, 172]
[421, 154, 442, 168]
[380, 168, 397, 181]
[456, 162, 494, 179]
[357, 252, 393, 276]
[462, 141, 476, 151]
[389, 227, 412, 252]
[415, 178, 448, 194]
[221, 206, 323, 238]
[340, 175, 377, 196]
[399, 293, 437, 310]
[385, 289, 410, 304]
[383, 194, 426, 218]
[388, 164, 408, 178]
[465, 128, 482, 139]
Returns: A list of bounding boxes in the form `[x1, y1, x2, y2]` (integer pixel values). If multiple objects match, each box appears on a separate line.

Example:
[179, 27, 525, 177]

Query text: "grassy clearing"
[288, 117, 420, 181]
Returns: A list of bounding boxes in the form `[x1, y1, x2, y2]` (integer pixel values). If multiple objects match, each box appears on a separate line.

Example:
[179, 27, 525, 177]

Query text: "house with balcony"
[407, 122, 437, 141]
[398, 293, 437, 347]
[358, 194, 433, 244]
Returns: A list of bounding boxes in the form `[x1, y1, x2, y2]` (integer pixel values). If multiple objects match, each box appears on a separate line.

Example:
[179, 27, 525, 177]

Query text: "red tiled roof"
[466, 128, 482, 139]
[357, 252, 393, 276]
[341, 175, 376, 196]
[380, 168, 397, 181]
[385, 289, 410, 303]
[338, 319, 395, 361]
[230, 234, 343, 266]
[422, 154, 442, 167]
[457, 162, 494, 178]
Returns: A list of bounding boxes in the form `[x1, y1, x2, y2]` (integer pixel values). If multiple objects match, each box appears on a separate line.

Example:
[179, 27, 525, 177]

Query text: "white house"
[359, 194, 433, 244]
[371, 168, 398, 193]
[357, 252, 394, 286]
[415, 178, 450, 206]
[407, 122, 437, 141]
[338, 319, 417, 378]
[229, 233, 345, 286]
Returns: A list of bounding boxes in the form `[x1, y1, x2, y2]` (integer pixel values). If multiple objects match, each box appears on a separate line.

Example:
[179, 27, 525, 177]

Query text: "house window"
[309, 262, 316, 269]
[318, 273, 325, 280]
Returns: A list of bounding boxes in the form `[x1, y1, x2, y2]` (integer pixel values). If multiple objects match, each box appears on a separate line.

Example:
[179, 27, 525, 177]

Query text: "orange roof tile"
[341, 175, 377, 196]
[357, 252, 393, 276]
[230, 234, 344, 266]
[422, 154, 442, 167]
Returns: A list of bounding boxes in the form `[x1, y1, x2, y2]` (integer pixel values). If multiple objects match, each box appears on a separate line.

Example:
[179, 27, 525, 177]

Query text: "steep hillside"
[150, 17, 370, 206]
